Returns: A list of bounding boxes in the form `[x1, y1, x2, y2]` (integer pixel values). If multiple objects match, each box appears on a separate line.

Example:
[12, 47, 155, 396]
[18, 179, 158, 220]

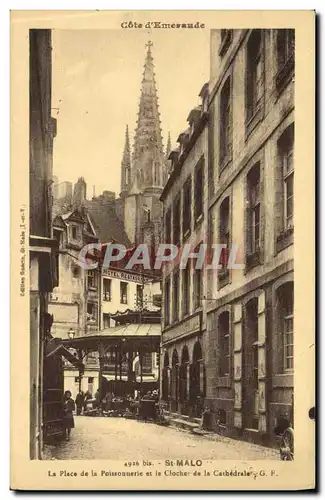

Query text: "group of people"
[75, 389, 101, 415]
[60, 388, 160, 440]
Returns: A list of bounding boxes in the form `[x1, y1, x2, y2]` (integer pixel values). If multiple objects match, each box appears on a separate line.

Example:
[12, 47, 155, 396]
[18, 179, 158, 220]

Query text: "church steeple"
[132, 41, 164, 190]
[120, 124, 131, 195]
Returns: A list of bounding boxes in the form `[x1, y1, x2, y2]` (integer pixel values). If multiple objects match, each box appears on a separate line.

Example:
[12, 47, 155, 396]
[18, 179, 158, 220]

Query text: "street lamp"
[68, 328, 75, 340]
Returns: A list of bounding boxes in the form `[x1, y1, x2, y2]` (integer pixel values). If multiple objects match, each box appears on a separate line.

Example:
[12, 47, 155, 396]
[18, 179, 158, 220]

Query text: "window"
[246, 30, 263, 122]
[87, 270, 96, 289]
[278, 282, 294, 371]
[183, 177, 192, 237]
[165, 209, 171, 244]
[172, 272, 179, 322]
[71, 225, 79, 240]
[219, 78, 232, 168]
[277, 29, 295, 68]
[103, 278, 111, 301]
[280, 125, 294, 229]
[103, 313, 110, 329]
[219, 312, 230, 376]
[182, 264, 191, 316]
[72, 265, 80, 279]
[194, 268, 202, 309]
[276, 30, 295, 92]
[194, 159, 204, 221]
[136, 284, 144, 308]
[219, 197, 230, 279]
[120, 282, 128, 304]
[125, 167, 130, 186]
[87, 302, 96, 322]
[219, 29, 232, 57]
[247, 164, 261, 255]
[173, 197, 181, 245]
[154, 162, 160, 185]
[164, 277, 170, 326]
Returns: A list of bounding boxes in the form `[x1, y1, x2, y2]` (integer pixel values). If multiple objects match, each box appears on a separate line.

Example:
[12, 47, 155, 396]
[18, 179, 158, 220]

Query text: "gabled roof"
[52, 215, 66, 229]
[85, 200, 131, 247]
[61, 210, 85, 224]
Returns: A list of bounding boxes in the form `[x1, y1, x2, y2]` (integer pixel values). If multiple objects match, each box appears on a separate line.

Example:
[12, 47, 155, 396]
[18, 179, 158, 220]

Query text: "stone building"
[29, 29, 58, 458]
[205, 29, 294, 444]
[160, 83, 209, 418]
[160, 29, 294, 445]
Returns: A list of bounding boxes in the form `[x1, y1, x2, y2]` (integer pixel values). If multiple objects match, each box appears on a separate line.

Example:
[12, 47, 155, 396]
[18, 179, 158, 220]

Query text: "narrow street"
[44, 416, 279, 461]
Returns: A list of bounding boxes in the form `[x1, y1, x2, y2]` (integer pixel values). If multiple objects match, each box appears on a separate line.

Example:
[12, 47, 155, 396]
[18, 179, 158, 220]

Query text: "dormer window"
[70, 224, 80, 241]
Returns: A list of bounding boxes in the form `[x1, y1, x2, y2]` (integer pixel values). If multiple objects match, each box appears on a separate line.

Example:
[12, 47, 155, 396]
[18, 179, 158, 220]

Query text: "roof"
[84, 323, 161, 338]
[62, 323, 161, 351]
[85, 200, 131, 247]
[45, 338, 84, 370]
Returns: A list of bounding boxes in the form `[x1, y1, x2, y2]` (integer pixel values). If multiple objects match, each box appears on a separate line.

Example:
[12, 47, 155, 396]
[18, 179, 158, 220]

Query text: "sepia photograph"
[11, 10, 315, 491]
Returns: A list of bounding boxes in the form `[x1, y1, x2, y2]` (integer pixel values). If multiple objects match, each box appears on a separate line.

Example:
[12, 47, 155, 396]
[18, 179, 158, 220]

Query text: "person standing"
[62, 390, 75, 441]
[75, 390, 84, 416]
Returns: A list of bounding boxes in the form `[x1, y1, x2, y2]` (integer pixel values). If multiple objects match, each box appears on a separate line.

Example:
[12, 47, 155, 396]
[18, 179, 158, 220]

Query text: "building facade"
[205, 29, 294, 444]
[160, 84, 209, 418]
[160, 29, 294, 446]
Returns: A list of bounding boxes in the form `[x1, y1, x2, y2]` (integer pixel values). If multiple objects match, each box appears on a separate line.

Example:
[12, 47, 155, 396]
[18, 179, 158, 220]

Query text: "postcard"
[10, 10, 315, 490]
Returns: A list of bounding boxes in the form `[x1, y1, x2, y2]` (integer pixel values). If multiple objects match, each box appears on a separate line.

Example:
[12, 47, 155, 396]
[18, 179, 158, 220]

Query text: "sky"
[52, 29, 210, 197]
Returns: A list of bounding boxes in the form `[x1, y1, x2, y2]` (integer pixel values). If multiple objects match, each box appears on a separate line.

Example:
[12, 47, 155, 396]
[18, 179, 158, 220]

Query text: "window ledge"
[88, 286, 97, 292]
[219, 153, 233, 174]
[245, 249, 262, 272]
[183, 228, 191, 242]
[218, 268, 230, 288]
[194, 213, 204, 228]
[245, 106, 263, 140]
[276, 226, 294, 252]
[275, 55, 295, 94]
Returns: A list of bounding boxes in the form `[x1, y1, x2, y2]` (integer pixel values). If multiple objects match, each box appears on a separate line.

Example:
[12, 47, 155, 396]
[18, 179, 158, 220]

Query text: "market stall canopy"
[61, 323, 161, 352]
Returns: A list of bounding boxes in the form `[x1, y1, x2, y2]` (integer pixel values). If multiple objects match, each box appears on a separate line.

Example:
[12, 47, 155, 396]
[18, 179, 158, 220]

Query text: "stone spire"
[120, 124, 131, 195]
[132, 41, 164, 190]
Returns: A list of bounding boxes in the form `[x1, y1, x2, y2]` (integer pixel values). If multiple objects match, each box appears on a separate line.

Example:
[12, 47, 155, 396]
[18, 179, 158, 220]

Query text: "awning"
[45, 338, 84, 370]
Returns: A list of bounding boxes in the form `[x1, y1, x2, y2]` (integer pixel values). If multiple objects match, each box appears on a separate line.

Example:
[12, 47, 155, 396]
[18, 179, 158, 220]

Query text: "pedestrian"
[94, 389, 100, 409]
[75, 390, 84, 416]
[62, 390, 75, 441]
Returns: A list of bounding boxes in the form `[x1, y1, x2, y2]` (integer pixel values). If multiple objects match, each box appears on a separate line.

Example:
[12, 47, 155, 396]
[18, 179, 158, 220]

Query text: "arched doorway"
[162, 351, 170, 402]
[180, 346, 190, 416]
[190, 341, 205, 417]
[171, 349, 179, 412]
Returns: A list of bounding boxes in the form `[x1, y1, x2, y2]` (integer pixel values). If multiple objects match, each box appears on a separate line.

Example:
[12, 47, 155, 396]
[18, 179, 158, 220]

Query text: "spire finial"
[146, 40, 153, 50]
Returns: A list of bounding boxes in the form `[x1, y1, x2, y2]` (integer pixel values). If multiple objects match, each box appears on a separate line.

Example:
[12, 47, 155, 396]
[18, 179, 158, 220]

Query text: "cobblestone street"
[44, 417, 279, 461]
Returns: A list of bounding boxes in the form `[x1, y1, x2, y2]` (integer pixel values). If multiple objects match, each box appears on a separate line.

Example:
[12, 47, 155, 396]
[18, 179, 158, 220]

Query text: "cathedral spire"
[132, 41, 164, 190]
[120, 124, 131, 195]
